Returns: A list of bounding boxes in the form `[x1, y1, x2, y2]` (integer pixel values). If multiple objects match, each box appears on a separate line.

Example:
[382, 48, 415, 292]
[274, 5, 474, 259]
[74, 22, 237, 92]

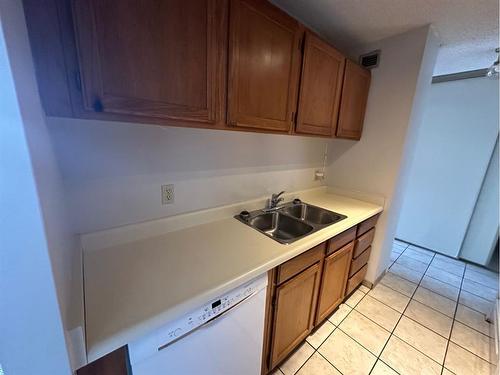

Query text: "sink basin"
[280, 203, 346, 226]
[235, 200, 347, 244]
[247, 212, 314, 244]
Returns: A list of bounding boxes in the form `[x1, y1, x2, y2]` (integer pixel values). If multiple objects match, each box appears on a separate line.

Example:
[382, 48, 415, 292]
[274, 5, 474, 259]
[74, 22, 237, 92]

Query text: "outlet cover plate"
[161, 184, 174, 205]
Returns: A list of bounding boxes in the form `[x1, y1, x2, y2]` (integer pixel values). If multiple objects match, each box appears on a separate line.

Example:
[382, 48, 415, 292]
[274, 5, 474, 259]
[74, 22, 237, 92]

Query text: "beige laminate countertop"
[83, 190, 383, 361]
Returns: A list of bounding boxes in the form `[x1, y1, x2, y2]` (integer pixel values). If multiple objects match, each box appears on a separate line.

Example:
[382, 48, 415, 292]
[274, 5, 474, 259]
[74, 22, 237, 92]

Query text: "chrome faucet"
[266, 191, 285, 210]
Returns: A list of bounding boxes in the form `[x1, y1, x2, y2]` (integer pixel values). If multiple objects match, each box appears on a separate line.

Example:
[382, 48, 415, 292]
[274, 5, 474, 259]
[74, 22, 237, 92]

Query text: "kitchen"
[1, 0, 498, 375]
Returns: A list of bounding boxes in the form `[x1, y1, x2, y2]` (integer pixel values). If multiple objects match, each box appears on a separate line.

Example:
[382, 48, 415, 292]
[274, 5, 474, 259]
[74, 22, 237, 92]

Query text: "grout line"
[293, 296, 362, 375]
[448, 334, 498, 365]
[402, 313, 451, 340]
[290, 242, 497, 375]
[441, 256, 465, 374]
[285, 341, 315, 375]
[454, 310, 495, 338]
[315, 347, 345, 375]
[416, 284, 458, 303]
[424, 273, 462, 289]
[371, 247, 445, 372]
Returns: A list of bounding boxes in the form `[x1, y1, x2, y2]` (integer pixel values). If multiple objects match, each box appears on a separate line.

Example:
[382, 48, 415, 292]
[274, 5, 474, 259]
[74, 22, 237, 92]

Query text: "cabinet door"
[228, 0, 301, 132]
[336, 60, 371, 140]
[72, 0, 226, 125]
[270, 263, 321, 368]
[295, 32, 345, 136]
[315, 241, 353, 325]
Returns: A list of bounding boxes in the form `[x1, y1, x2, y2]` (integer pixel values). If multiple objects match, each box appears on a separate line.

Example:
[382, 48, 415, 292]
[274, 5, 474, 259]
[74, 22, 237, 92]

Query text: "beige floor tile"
[358, 284, 370, 294]
[413, 286, 457, 317]
[328, 304, 352, 326]
[396, 255, 429, 273]
[430, 258, 465, 277]
[318, 329, 376, 375]
[450, 321, 493, 363]
[393, 316, 448, 364]
[355, 295, 401, 331]
[270, 369, 284, 375]
[306, 320, 335, 349]
[404, 300, 453, 338]
[380, 336, 442, 375]
[441, 369, 454, 375]
[434, 253, 465, 267]
[425, 266, 462, 288]
[466, 263, 499, 278]
[420, 276, 460, 301]
[464, 269, 499, 289]
[370, 360, 398, 375]
[380, 272, 418, 297]
[461, 278, 498, 301]
[339, 310, 390, 356]
[345, 289, 365, 308]
[296, 352, 341, 375]
[402, 247, 433, 264]
[445, 342, 495, 375]
[391, 246, 404, 255]
[394, 239, 408, 247]
[407, 244, 433, 254]
[280, 342, 314, 375]
[459, 290, 494, 315]
[368, 283, 410, 312]
[389, 263, 424, 284]
[455, 304, 493, 337]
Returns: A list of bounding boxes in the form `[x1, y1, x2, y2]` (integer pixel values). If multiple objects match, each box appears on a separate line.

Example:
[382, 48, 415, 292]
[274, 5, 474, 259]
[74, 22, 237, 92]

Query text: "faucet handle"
[268, 191, 285, 209]
[272, 191, 285, 200]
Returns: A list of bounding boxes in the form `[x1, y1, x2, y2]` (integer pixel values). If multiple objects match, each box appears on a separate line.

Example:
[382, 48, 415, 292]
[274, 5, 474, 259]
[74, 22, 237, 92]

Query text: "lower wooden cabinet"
[315, 241, 353, 325]
[269, 262, 321, 368]
[263, 213, 381, 374]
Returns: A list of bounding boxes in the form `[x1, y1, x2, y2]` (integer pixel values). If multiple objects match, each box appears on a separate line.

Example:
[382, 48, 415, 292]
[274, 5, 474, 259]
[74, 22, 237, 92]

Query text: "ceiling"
[272, 0, 499, 75]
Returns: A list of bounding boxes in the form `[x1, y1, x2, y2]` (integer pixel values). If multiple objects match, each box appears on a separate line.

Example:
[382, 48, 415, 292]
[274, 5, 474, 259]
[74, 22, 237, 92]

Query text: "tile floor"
[272, 240, 499, 375]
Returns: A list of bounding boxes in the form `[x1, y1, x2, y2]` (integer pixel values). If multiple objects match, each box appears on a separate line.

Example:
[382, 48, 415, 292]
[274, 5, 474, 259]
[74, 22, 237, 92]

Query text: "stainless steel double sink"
[235, 201, 346, 244]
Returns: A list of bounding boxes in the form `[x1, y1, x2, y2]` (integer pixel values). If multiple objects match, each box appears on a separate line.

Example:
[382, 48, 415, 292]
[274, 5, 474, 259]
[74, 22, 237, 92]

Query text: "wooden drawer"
[349, 246, 371, 277]
[345, 264, 368, 295]
[327, 226, 357, 255]
[277, 242, 326, 284]
[353, 227, 375, 258]
[357, 213, 380, 236]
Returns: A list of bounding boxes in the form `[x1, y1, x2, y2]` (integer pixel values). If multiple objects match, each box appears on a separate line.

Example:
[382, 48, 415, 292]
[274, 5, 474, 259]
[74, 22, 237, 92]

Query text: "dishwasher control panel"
[128, 274, 268, 365]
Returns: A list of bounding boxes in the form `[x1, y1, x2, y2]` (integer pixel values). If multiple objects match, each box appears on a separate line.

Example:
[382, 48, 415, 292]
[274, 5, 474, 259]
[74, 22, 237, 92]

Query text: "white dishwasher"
[129, 273, 268, 375]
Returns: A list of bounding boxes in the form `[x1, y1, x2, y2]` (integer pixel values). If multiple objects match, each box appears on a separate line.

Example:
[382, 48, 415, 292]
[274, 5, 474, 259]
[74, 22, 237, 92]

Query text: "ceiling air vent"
[359, 50, 381, 69]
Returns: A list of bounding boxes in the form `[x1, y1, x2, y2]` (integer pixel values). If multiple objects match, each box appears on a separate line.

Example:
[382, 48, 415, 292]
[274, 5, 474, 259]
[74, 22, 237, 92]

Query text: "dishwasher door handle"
[157, 287, 262, 351]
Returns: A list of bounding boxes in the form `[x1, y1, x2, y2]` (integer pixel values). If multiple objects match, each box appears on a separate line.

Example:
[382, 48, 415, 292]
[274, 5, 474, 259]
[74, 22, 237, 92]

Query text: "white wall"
[0, 3, 72, 374]
[47, 118, 329, 234]
[327, 25, 440, 283]
[460, 137, 499, 265]
[396, 77, 499, 257]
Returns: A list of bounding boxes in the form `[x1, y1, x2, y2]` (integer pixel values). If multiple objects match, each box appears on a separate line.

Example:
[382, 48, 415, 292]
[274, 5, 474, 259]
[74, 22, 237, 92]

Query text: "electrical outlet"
[314, 170, 325, 180]
[161, 184, 174, 205]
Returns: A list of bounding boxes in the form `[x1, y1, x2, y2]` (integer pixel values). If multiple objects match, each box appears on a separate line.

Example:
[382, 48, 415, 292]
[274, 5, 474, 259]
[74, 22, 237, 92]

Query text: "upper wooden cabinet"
[227, 0, 302, 132]
[71, 0, 227, 125]
[336, 60, 371, 140]
[295, 32, 345, 136]
[24, 0, 372, 139]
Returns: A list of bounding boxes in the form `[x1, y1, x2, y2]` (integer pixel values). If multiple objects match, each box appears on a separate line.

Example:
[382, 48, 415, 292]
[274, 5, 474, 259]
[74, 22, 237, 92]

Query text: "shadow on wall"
[46, 117, 330, 233]
[326, 138, 357, 166]
[47, 117, 328, 179]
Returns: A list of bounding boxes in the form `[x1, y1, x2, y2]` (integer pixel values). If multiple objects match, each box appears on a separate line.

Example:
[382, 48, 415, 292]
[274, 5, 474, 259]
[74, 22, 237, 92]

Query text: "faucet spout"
[267, 191, 285, 210]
